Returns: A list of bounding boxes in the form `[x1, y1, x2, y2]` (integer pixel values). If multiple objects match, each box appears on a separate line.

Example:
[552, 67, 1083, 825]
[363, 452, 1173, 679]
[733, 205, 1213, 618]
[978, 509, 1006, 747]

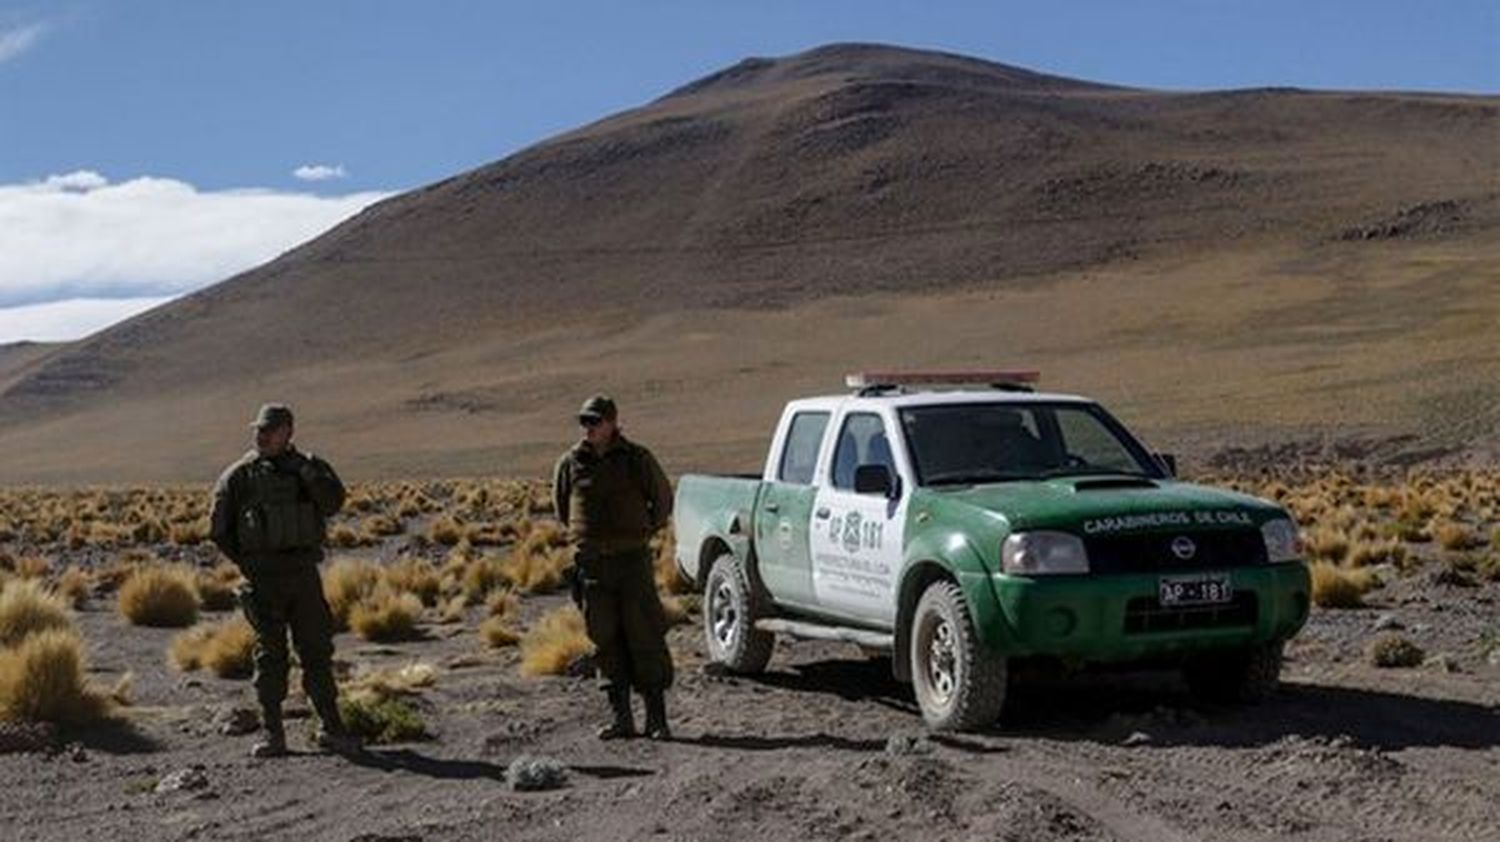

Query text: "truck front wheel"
[704, 553, 774, 674]
[910, 580, 1007, 732]
[1183, 641, 1284, 704]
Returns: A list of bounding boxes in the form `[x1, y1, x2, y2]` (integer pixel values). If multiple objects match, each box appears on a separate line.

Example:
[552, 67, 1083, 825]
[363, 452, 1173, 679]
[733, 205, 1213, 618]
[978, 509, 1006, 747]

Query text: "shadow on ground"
[739, 656, 1498, 752]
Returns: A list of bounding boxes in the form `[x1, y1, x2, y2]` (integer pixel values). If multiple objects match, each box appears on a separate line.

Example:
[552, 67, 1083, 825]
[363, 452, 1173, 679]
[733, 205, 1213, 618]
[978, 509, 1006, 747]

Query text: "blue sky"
[1, 1, 1495, 342]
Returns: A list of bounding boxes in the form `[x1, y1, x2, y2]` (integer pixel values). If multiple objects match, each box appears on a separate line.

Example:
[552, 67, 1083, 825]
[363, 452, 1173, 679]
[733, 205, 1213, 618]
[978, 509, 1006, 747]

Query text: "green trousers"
[238, 563, 341, 725]
[579, 547, 675, 693]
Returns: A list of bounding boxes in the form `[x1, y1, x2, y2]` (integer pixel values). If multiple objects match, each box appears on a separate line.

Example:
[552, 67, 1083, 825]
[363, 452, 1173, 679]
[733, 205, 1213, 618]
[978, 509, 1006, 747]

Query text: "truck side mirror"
[854, 464, 900, 499]
[1155, 452, 1178, 477]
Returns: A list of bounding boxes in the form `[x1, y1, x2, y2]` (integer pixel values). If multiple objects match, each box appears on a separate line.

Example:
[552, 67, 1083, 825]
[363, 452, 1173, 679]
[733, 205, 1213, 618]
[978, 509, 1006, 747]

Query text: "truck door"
[753, 410, 828, 608]
[809, 411, 907, 624]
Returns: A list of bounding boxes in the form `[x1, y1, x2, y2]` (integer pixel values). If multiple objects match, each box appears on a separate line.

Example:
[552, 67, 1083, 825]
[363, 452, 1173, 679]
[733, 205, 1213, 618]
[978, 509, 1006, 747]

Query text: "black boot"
[312, 695, 363, 755]
[250, 709, 287, 758]
[642, 689, 671, 741]
[597, 687, 636, 740]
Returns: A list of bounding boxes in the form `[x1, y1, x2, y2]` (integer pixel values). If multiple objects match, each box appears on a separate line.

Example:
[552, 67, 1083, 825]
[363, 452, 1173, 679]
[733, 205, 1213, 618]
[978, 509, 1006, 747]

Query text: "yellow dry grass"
[53, 566, 93, 609]
[1309, 562, 1376, 609]
[321, 557, 381, 630]
[0, 630, 111, 724]
[195, 562, 243, 611]
[518, 606, 592, 677]
[479, 615, 521, 648]
[0, 579, 74, 648]
[169, 617, 255, 678]
[117, 565, 200, 627]
[348, 588, 424, 642]
[382, 557, 442, 606]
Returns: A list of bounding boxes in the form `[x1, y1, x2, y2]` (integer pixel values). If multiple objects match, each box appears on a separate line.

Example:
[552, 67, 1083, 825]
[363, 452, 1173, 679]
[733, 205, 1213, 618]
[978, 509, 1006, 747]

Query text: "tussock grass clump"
[1434, 521, 1481, 552]
[485, 588, 519, 619]
[519, 606, 592, 677]
[1301, 526, 1351, 564]
[348, 589, 424, 642]
[169, 617, 255, 678]
[362, 513, 404, 540]
[0, 630, 112, 724]
[498, 548, 567, 595]
[382, 558, 442, 606]
[1346, 539, 1407, 569]
[436, 595, 467, 625]
[322, 558, 381, 630]
[0, 580, 74, 647]
[460, 556, 509, 604]
[327, 523, 368, 549]
[169, 518, 210, 546]
[195, 563, 242, 611]
[117, 565, 200, 627]
[13, 556, 50, 579]
[427, 516, 466, 546]
[1310, 562, 1375, 609]
[53, 567, 93, 609]
[480, 615, 521, 648]
[1368, 634, 1425, 668]
[348, 661, 438, 697]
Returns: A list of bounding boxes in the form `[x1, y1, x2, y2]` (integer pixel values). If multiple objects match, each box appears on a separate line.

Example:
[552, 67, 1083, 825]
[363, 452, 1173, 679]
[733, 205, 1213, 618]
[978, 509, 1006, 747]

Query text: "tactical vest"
[566, 442, 654, 549]
[236, 459, 325, 555]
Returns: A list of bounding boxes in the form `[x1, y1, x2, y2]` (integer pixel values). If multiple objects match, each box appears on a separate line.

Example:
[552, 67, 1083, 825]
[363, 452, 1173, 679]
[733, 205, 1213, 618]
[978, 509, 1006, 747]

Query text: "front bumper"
[966, 562, 1310, 662]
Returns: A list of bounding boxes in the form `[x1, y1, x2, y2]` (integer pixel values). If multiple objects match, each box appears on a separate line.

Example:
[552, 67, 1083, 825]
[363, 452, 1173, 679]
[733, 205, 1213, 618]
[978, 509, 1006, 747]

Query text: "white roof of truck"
[788, 389, 1094, 411]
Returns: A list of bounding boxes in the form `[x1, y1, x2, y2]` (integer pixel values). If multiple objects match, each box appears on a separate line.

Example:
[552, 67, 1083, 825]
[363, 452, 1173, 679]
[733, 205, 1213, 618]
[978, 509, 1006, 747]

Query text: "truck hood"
[931, 476, 1286, 535]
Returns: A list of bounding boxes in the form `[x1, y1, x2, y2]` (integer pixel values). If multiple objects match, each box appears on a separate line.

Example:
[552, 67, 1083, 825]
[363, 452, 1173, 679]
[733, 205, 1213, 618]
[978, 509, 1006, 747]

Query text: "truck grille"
[1085, 529, 1267, 574]
[1123, 592, 1258, 635]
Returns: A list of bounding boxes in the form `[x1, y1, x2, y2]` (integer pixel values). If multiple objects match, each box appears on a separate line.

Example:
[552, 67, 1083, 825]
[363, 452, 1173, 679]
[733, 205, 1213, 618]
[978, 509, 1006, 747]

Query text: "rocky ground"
[2, 574, 1496, 842]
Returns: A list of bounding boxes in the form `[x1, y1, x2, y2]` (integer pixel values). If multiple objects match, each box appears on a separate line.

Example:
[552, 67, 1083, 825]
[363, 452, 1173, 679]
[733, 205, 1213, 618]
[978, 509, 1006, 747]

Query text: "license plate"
[1159, 573, 1232, 607]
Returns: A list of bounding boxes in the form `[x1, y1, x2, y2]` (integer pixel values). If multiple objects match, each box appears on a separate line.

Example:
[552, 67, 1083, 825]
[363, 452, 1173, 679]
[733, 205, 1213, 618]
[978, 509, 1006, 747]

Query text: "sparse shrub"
[382, 558, 442, 606]
[327, 523, 366, 549]
[0, 580, 73, 647]
[436, 595, 467, 624]
[506, 754, 568, 791]
[0, 630, 111, 724]
[1347, 539, 1406, 568]
[348, 662, 438, 697]
[498, 546, 569, 595]
[348, 589, 423, 642]
[53, 567, 92, 609]
[322, 558, 381, 630]
[1368, 634, 1425, 668]
[362, 513, 404, 540]
[1434, 521, 1481, 552]
[1310, 562, 1374, 609]
[169, 518, 210, 546]
[337, 693, 428, 743]
[117, 566, 200, 627]
[461, 556, 509, 604]
[486, 589, 519, 619]
[1384, 518, 1431, 543]
[195, 563, 242, 611]
[427, 516, 465, 546]
[1302, 526, 1351, 564]
[480, 616, 521, 648]
[169, 617, 255, 678]
[519, 606, 592, 677]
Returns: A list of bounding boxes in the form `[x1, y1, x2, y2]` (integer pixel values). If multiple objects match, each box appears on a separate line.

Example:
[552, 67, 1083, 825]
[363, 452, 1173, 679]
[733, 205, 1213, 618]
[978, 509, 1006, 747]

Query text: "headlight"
[1260, 517, 1300, 563]
[1001, 531, 1089, 575]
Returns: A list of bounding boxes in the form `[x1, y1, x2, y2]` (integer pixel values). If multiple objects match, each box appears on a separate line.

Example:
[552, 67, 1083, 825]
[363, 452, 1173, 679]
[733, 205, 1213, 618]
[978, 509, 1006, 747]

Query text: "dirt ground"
[2, 568, 1496, 842]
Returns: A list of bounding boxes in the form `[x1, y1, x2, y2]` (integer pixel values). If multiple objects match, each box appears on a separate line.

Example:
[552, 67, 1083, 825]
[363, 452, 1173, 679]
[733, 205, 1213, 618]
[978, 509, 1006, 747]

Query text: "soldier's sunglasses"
[578, 415, 604, 427]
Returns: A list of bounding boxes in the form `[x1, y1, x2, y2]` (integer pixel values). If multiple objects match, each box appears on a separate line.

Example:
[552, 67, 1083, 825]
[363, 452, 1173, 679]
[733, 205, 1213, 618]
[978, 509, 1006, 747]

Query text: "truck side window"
[831, 413, 895, 490]
[778, 411, 830, 485]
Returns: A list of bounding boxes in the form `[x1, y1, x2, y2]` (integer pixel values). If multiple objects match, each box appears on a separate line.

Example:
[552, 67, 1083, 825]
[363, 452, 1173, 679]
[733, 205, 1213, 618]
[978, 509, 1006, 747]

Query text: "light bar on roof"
[845, 370, 1042, 389]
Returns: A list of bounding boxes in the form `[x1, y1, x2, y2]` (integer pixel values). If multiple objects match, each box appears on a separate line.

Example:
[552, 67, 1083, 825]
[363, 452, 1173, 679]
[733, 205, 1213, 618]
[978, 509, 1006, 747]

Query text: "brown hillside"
[1, 43, 1497, 484]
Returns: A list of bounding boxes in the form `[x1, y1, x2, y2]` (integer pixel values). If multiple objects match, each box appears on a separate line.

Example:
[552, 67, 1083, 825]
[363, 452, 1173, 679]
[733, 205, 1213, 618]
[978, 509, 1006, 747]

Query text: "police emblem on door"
[842, 511, 864, 554]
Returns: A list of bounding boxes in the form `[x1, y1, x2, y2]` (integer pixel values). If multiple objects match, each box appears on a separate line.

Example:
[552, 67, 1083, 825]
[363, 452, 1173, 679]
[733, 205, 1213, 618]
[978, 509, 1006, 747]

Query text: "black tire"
[1183, 641, 1284, 704]
[703, 553, 774, 674]
[909, 580, 1007, 732]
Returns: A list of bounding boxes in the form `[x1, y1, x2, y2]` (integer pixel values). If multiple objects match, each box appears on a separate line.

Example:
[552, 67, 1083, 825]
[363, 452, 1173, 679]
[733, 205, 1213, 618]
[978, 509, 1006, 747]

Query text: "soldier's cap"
[577, 395, 617, 423]
[250, 403, 295, 430]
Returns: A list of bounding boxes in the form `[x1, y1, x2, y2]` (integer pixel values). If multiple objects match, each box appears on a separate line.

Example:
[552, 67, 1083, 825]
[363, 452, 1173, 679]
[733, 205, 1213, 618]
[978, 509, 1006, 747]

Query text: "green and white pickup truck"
[673, 372, 1310, 731]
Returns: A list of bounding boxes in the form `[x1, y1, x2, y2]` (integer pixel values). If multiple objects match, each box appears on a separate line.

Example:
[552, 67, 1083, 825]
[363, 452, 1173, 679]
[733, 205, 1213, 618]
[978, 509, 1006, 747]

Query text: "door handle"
[764, 502, 780, 513]
[815, 508, 831, 519]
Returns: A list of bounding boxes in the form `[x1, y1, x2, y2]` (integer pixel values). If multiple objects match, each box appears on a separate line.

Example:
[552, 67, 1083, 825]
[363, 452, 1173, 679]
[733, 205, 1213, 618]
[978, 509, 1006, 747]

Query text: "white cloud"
[0, 170, 392, 316]
[0, 23, 44, 64]
[0, 296, 177, 344]
[293, 163, 348, 182]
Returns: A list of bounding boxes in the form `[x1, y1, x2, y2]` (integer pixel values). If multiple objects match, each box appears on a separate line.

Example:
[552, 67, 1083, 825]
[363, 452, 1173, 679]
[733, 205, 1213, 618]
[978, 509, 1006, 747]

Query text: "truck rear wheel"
[704, 553, 774, 674]
[910, 580, 1007, 732]
[1183, 641, 1284, 704]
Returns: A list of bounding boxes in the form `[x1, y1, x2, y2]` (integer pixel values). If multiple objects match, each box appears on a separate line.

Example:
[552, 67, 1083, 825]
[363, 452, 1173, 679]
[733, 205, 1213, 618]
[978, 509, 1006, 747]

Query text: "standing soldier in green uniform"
[210, 404, 361, 758]
[554, 396, 676, 740]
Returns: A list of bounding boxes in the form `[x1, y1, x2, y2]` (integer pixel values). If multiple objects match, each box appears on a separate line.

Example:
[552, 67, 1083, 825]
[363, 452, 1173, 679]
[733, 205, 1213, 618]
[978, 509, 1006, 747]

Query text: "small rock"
[505, 755, 568, 792]
[1488, 648, 1500, 667]
[1122, 731, 1153, 747]
[1373, 613, 1404, 631]
[70, 744, 89, 763]
[215, 706, 260, 736]
[884, 733, 935, 757]
[1425, 654, 1462, 673]
[155, 766, 210, 794]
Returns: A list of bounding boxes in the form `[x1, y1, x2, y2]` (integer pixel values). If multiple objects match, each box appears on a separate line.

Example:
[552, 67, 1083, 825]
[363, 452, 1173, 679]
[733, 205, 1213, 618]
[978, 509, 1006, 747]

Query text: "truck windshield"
[898, 402, 1164, 486]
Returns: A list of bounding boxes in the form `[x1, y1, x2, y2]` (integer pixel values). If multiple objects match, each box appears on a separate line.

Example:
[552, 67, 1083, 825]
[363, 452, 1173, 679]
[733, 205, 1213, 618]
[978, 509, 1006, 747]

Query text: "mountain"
[2, 43, 1497, 484]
